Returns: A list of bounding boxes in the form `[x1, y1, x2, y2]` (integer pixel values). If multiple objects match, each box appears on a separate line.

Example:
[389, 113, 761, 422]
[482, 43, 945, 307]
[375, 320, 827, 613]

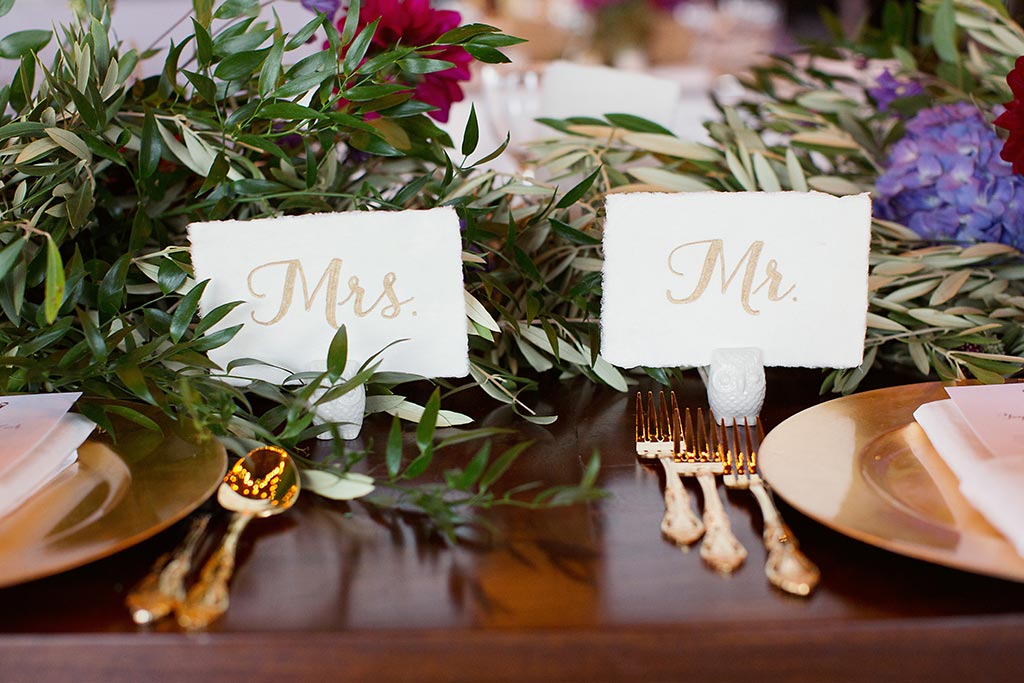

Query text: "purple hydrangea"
[868, 69, 924, 112]
[875, 102, 1024, 249]
[301, 0, 340, 17]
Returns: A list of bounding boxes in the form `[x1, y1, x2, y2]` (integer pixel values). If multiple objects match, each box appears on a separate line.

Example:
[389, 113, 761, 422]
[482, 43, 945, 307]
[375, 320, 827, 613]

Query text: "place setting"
[3, 0, 1024, 678]
[601, 189, 1024, 590]
[0, 394, 226, 590]
[761, 380, 1024, 583]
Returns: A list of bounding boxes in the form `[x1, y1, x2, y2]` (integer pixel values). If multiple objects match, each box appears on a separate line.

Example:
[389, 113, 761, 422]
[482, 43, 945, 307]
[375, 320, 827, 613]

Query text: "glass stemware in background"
[479, 64, 546, 176]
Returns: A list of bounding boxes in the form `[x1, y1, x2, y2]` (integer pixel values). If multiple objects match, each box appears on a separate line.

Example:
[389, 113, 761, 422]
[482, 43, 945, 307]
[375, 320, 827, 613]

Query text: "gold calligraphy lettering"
[666, 240, 795, 316]
[380, 272, 414, 319]
[751, 258, 796, 303]
[248, 258, 342, 326]
[246, 259, 414, 326]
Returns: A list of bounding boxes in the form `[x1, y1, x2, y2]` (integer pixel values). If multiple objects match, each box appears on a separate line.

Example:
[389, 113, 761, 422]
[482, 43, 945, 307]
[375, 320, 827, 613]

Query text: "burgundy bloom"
[649, 0, 685, 10]
[995, 56, 1024, 175]
[336, 0, 472, 123]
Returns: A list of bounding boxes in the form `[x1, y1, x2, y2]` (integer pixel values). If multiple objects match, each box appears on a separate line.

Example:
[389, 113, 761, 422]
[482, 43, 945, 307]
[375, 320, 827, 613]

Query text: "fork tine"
[718, 416, 734, 479]
[744, 418, 757, 476]
[738, 419, 751, 483]
[708, 413, 724, 466]
[682, 408, 695, 462]
[646, 392, 657, 441]
[671, 399, 682, 457]
[696, 408, 710, 462]
[669, 392, 682, 452]
[669, 391, 681, 428]
[657, 391, 671, 443]
[635, 392, 645, 443]
[754, 417, 765, 472]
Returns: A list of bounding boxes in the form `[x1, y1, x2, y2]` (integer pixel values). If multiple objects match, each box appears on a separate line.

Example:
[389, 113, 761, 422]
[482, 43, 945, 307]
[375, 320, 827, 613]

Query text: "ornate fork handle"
[659, 458, 705, 546]
[749, 482, 820, 596]
[126, 514, 210, 625]
[695, 471, 746, 574]
[176, 512, 253, 631]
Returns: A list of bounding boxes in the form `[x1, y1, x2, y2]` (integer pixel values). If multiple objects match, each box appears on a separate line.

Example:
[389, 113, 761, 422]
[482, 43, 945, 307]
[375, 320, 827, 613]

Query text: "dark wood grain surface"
[3, 369, 1023, 682]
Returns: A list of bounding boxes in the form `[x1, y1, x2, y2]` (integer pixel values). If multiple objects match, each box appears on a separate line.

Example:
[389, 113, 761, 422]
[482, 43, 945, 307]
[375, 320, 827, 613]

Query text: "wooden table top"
[3, 369, 1024, 682]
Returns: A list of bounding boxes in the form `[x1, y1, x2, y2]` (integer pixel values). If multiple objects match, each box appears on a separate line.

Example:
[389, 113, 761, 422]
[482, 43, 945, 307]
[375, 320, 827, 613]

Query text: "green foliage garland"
[521, 0, 1024, 393]
[0, 0, 603, 539]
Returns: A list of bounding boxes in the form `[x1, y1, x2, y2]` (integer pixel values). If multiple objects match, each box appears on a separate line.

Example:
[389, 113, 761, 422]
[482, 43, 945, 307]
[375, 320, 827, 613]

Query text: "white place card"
[189, 208, 469, 382]
[540, 61, 682, 130]
[601, 191, 872, 368]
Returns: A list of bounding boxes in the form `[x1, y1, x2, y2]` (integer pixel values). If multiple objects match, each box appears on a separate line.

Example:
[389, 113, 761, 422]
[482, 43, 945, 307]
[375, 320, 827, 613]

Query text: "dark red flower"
[337, 0, 472, 123]
[995, 55, 1024, 175]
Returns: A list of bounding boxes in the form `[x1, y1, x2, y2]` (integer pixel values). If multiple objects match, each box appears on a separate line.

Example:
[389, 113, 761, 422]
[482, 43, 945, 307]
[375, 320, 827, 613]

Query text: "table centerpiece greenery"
[4, 0, 1024, 536]
[0, 0, 610, 538]
[528, 0, 1024, 394]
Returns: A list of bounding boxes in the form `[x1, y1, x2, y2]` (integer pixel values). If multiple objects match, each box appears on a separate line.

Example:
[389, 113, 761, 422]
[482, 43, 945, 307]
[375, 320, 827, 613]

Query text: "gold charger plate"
[0, 406, 226, 588]
[759, 381, 1024, 583]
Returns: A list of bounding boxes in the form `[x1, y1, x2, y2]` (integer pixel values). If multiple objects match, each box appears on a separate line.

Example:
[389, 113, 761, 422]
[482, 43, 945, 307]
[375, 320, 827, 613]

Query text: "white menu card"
[0, 393, 95, 517]
[915, 384, 1024, 555]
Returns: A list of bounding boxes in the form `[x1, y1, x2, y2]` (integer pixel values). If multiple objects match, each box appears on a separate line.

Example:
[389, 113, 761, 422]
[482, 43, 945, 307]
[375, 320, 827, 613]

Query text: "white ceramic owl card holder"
[600, 191, 872, 421]
[189, 208, 470, 441]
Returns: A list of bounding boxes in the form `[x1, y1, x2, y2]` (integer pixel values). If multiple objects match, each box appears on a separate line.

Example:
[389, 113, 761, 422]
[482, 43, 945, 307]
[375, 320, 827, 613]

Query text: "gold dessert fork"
[673, 405, 747, 574]
[125, 514, 211, 624]
[721, 417, 820, 596]
[635, 392, 704, 546]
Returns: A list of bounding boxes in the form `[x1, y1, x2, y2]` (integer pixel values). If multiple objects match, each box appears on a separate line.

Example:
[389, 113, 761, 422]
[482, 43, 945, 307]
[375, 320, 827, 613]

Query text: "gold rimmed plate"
[759, 382, 1024, 583]
[0, 405, 226, 588]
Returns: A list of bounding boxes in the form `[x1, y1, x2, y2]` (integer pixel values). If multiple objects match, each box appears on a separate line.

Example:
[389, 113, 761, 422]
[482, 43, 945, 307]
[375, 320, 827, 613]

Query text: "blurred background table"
[2, 369, 1023, 682]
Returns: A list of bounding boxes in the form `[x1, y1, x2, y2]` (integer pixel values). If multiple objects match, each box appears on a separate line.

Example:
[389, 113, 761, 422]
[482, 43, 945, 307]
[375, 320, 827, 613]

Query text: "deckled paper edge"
[599, 191, 872, 369]
[187, 206, 470, 381]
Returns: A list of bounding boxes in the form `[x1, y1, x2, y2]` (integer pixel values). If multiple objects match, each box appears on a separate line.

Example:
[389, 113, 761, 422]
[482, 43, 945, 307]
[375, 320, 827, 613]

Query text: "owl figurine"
[706, 348, 766, 423]
[306, 360, 366, 440]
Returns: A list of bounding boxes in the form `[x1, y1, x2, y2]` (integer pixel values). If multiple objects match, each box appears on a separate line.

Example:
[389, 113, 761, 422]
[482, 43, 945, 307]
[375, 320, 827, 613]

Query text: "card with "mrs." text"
[188, 208, 469, 382]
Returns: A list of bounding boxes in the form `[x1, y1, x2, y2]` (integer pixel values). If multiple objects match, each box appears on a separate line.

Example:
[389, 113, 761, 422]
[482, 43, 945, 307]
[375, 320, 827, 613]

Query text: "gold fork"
[721, 417, 820, 596]
[673, 405, 747, 574]
[125, 514, 211, 624]
[635, 392, 704, 546]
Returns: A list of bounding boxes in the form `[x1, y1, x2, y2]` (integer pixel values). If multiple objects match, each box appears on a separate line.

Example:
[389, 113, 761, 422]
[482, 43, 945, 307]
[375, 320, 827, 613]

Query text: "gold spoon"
[176, 446, 300, 630]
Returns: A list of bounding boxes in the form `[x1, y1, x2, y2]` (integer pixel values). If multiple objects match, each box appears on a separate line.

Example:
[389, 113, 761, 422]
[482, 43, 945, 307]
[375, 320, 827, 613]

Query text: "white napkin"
[0, 393, 95, 518]
[914, 391, 1024, 556]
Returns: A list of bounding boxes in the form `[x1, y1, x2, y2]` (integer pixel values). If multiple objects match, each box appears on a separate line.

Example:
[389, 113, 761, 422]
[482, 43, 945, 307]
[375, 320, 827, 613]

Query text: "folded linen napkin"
[914, 385, 1024, 557]
[0, 393, 96, 519]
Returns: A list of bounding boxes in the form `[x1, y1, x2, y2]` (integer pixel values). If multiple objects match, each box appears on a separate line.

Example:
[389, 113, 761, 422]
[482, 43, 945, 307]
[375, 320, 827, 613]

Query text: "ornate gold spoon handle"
[126, 514, 211, 625]
[176, 512, 252, 631]
[175, 446, 301, 630]
[750, 482, 820, 596]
